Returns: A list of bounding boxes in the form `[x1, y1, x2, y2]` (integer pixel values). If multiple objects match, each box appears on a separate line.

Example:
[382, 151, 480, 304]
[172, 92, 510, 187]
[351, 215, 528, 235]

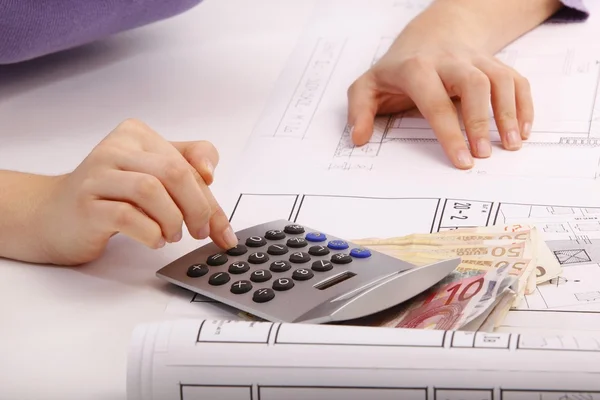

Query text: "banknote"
[353, 225, 561, 286]
[349, 223, 564, 330]
[372, 261, 515, 330]
[353, 225, 533, 246]
[476, 290, 517, 332]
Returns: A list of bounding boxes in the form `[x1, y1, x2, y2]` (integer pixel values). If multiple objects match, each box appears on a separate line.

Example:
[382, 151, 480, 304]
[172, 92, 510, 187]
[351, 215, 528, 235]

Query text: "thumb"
[170, 140, 220, 186]
[347, 77, 379, 146]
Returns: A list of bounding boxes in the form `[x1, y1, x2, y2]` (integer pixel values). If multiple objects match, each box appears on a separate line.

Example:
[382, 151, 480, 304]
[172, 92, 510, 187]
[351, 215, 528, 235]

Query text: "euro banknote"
[351, 224, 563, 330]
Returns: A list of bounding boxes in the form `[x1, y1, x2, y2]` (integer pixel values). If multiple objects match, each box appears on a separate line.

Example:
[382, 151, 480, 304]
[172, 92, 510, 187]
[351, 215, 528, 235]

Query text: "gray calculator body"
[156, 220, 460, 324]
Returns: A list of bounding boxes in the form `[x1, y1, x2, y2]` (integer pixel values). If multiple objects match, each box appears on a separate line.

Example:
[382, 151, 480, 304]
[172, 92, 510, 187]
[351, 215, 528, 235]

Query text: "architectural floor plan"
[241, 1, 600, 181]
[166, 0, 600, 333]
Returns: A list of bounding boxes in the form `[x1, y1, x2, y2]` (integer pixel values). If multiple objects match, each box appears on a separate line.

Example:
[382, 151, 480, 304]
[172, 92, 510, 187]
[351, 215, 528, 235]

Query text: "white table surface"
[0, 1, 317, 398]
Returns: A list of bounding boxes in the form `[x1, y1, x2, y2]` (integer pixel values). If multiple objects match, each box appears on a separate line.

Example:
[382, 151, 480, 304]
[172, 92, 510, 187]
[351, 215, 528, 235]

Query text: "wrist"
[399, 0, 563, 55]
[0, 171, 66, 263]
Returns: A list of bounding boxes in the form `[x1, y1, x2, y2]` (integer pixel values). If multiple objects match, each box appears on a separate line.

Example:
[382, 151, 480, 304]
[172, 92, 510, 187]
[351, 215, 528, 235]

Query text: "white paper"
[237, 0, 600, 191]
[127, 318, 600, 400]
[205, 0, 600, 334]
[157, 0, 600, 353]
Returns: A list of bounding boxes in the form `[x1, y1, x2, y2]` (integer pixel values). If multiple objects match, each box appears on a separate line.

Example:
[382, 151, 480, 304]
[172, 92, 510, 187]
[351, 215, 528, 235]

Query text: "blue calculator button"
[350, 248, 371, 258]
[306, 232, 327, 242]
[327, 240, 349, 250]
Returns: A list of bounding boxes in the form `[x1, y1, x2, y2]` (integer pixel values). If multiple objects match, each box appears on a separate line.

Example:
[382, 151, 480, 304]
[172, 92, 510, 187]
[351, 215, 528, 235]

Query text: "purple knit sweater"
[0, 0, 590, 65]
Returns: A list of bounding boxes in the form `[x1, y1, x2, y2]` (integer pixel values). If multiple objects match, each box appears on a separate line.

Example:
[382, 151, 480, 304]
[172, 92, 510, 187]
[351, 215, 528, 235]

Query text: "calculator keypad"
[289, 252, 310, 264]
[248, 252, 269, 264]
[267, 244, 288, 255]
[187, 264, 208, 277]
[287, 237, 307, 248]
[245, 236, 266, 247]
[228, 261, 250, 274]
[207, 253, 228, 266]
[226, 245, 247, 256]
[311, 260, 333, 272]
[208, 272, 230, 285]
[183, 223, 371, 304]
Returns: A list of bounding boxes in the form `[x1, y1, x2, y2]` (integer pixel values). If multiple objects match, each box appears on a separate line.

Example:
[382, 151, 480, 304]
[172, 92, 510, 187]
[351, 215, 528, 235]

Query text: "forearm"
[402, 0, 563, 54]
[0, 170, 60, 263]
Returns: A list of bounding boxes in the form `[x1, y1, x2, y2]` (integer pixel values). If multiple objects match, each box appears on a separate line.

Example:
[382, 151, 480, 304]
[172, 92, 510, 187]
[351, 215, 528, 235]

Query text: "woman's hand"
[346, 0, 549, 169]
[35, 118, 237, 265]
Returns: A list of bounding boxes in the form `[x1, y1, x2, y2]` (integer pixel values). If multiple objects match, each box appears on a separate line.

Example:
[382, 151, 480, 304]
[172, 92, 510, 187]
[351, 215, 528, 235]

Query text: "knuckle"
[347, 75, 367, 96]
[163, 159, 190, 183]
[193, 140, 220, 165]
[401, 55, 433, 72]
[515, 74, 531, 91]
[495, 110, 517, 124]
[114, 118, 155, 140]
[114, 203, 135, 229]
[133, 174, 161, 199]
[491, 68, 513, 84]
[78, 176, 96, 197]
[466, 70, 491, 91]
[197, 201, 213, 223]
[117, 118, 145, 131]
[465, 116, 490, 133]
[210, 202, 225, 219]
[165, 213, 184, 238]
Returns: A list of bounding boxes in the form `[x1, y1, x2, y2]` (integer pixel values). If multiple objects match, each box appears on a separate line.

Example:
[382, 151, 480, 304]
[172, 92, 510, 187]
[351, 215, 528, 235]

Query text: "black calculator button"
[186, 264, 208, 277]
[311, 260, 333, 272]
[273, 278, 295, 291]
[286, 237, 307, 248]
[292, 268, 314, 281]
[207, 253, 228, 266]
[230, 280, 252, 294]
[265, 229, 286, 240]
[306, 232, 327, 242]
[267, 244, 288, 255]
[250, 269, 272, 282]
[270, 260, 291, 273]
[226, 245, 247, 256]
[228, 261, 250, 274]
[308, 245, 330, 256]
[284, 224, 305, 234]
[248, 252, 269, 264]
[253, 288, 275, 303]
[208, 272, 230, 286]
[331, 253, 353, 264]
[289, 251, 311, 264]
[245, 236, 266, 247]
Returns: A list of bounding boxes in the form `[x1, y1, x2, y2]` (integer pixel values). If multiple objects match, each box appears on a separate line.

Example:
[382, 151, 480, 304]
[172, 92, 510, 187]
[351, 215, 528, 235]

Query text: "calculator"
[156, 220, 460, 324]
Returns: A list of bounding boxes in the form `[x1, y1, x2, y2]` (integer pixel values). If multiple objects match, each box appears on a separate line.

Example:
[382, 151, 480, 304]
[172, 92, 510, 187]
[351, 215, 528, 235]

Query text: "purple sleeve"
[0, 0, 590, 65]
[0, 0, 203, 65]
[550, 0, 590, 21]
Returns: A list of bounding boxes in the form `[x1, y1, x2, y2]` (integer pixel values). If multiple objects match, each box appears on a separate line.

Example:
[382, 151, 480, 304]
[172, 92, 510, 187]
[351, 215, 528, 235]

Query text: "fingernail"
[222, 226, 238, 248]
[171, 230, 182, 243]
[506, 129, 522, 150]
[198, 223, 210, 239]
[476, 139, 491, 158]
[522, 123, 531, 140]
[456, 149, 474, 169]
[156, 237, 166, 249]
